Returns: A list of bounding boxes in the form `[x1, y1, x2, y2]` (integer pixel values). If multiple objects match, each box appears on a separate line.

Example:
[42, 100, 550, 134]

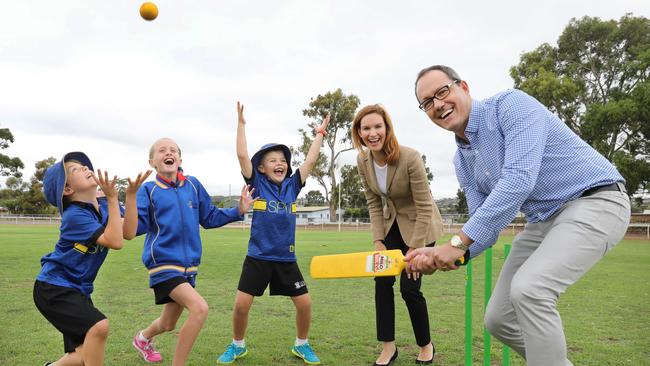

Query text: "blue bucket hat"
[251, 143, 292, 177]
[43, 152, 94, 215]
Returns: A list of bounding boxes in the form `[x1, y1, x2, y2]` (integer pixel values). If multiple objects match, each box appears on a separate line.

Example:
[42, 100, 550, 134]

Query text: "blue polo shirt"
[36, 199, 113, 297]
[245, 170, 303, 262]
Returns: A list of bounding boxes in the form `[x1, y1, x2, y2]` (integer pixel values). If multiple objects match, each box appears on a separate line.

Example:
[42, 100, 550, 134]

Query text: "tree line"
[1, 14, 648, 216]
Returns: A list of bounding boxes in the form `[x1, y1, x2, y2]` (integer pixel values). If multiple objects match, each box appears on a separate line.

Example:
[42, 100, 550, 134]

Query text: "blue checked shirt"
[456, 90, 623, 257]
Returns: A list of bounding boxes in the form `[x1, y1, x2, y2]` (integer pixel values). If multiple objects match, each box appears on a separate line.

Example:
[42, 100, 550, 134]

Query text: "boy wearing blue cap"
[34, 152, 149, 366]
[125, 137, 255, 366]
[216, 103, 330, 365]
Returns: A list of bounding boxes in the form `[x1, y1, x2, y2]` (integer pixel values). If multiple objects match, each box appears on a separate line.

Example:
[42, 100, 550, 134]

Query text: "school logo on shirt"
[73, 243, 88, 254]
[73, 243, 105, 255]
[267, 200, 291, 214]
[253, 199, 267, 211]
[253, 199, 297, 214]
[188, 200, 195, 209]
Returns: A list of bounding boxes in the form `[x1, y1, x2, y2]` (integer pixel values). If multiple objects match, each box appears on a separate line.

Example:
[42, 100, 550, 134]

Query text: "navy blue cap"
[43, 152, 94, 215]
[251, 143, 292, 177]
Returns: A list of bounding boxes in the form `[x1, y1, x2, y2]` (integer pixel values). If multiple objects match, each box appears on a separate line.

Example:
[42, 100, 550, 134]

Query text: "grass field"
[1, 225, 648, 365]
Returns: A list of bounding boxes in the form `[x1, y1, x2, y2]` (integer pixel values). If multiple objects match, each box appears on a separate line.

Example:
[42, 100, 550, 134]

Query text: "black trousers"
[375, 221, 433, 346]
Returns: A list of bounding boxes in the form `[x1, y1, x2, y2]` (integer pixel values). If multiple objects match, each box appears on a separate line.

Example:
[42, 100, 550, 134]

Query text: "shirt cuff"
[226, 207, 245, 221]
[463, 220, 500, 258]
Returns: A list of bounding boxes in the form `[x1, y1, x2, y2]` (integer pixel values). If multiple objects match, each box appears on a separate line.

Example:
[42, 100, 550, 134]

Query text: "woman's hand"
[374, 240, 386, 251]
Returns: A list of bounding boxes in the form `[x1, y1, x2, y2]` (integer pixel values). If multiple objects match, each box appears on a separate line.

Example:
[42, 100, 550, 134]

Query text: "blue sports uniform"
[37, 199, 115, 297]
[245, 169, 304, 262]
[135, 172, 243, 287]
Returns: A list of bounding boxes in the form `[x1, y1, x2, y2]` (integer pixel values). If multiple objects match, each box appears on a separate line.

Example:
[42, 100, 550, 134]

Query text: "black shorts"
[33, 280, 106, 353]
[238, 256, 308, 297]
[152, 276, 191, 305]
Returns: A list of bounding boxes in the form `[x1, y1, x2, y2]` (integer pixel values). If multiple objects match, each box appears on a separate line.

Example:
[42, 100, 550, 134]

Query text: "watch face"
[451, 236, 466, 250]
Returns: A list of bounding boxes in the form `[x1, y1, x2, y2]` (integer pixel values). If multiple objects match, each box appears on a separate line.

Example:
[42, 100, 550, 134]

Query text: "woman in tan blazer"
[352, 104, 443, 366]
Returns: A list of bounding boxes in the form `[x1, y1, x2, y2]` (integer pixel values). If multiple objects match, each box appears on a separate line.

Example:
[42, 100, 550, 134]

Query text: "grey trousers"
[484, 189, 630, 366]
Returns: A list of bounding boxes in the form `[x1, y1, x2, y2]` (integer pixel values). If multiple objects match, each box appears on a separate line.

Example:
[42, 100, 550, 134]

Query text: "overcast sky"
[1, 1, 648, 199]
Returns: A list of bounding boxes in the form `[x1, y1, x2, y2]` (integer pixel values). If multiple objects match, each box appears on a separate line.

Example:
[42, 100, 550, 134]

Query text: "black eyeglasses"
[418, 80, 459, 112]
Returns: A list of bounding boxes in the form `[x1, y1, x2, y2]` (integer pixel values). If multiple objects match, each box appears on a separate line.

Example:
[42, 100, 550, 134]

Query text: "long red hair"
[351, 104, 400, 165]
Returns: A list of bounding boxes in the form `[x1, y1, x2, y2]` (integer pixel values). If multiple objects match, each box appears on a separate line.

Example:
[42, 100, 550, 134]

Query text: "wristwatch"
[450, 235, 469, 252]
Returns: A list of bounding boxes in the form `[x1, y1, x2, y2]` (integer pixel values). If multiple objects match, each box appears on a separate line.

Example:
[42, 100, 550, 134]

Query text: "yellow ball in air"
[140, 2, 158, 21]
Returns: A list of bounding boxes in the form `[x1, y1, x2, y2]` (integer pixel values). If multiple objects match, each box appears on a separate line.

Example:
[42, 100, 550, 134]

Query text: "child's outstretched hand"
[237, 101, 246, 125]
[126, 170, 153, 196]
[238, 184, 256, 216]
[93, 169, 118, 200]
[315, 112, 330, 135]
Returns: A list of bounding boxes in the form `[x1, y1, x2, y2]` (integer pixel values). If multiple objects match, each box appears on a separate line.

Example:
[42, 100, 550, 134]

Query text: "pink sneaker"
[132, 331, 163, 363]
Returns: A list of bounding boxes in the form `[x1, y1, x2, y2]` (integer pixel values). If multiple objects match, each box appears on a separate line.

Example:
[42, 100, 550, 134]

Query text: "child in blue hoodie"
[216, 103, 329, 365]
[125, 137, 255, 366]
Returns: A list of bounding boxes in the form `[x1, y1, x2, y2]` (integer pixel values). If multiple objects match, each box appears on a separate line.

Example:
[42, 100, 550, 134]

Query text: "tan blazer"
[357, 145, 443, 248]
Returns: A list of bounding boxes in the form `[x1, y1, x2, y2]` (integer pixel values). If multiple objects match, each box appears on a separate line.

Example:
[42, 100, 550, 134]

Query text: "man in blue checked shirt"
[405, 65, 631, 366]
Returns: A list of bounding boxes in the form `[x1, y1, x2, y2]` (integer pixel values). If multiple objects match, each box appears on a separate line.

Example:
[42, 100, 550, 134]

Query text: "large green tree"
[0, 128, 24, 179]
[337, 164, 369, 220]
[337, 164, 367, 209]
[304, 190, 325, 206]
[0, 176, 27, 212]
[0, 157, 57, 214]
[510, 14, 650, 195]
[19, 157, 57, 214]
[455, 188, 468, 214]
[292, 89, 361, 221]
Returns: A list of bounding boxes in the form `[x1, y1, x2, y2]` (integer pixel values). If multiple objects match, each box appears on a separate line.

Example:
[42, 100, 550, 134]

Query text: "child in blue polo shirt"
[34, 151, 150, 366]
[125, 137, 255, 366]
[216, 102, 330, 365]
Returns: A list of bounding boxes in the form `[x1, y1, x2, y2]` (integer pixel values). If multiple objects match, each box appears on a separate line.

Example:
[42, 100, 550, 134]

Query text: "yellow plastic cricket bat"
[310, 249, 465, 279]
[310, 250, 405, 279]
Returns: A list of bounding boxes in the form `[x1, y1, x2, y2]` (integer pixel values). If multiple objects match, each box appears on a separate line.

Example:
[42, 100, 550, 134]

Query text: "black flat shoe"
[415, 356, 433, 364]
[373, 349, 398, 366]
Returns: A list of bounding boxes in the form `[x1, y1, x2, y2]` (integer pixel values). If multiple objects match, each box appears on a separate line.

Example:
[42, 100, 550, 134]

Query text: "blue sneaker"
[217, 343, 248, 364]
[292, 343, 321, 365]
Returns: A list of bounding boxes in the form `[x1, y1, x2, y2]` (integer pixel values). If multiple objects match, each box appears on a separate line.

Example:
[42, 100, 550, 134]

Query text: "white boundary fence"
[0, 215, 61, 225]
[2, 215, 649, 239]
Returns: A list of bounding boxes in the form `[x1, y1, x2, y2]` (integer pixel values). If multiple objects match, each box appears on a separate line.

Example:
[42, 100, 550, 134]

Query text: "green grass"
[1, 225, 648, 365]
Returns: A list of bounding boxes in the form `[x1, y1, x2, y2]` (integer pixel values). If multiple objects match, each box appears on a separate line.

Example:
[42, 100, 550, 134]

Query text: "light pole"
[338, 182, 342, 232]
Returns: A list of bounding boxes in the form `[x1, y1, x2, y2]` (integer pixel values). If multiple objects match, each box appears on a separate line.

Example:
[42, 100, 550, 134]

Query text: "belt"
[580, 182, 626, 198]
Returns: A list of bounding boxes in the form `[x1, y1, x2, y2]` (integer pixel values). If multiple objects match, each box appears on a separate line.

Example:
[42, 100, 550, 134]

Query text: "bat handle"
[454, 255, 465, 266]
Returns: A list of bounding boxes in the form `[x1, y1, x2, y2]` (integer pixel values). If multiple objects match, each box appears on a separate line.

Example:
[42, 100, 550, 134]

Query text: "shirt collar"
[156, 168, 186, 188]
[466, 98, 482, 134]
[68, 200, 102, 217]
[455, 98, 483, 149]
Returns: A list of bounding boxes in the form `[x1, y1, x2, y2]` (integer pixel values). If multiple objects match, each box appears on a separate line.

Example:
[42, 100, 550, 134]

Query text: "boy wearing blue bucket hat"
[34, 152, 149, 366]
[216, 102, 330, 365]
